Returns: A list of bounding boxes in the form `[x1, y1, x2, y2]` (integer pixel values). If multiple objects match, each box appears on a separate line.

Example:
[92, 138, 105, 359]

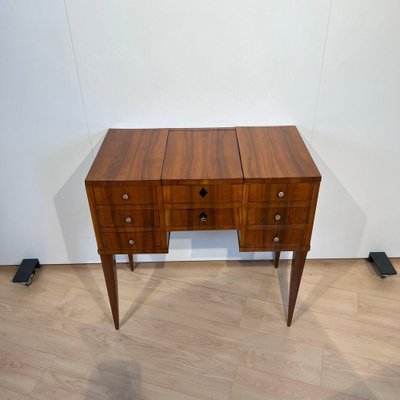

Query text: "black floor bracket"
[12, 258, 40, 286]
[368, 252, 397, 279]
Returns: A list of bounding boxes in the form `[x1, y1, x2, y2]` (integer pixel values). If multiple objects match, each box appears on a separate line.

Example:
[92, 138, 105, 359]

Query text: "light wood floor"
[0, 257, 399, 400]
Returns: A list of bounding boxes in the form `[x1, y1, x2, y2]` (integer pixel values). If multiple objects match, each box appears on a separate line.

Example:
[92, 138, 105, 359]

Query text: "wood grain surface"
[247, 206, 310, 226]
[165, 207, 241, 230]
[86, 126, 321, 329]
[96, 207, 159, 228]
[161, 129, 243, 184]
[243, 227, 306, 249]
[236, 126, 321, 183]
[247, 182, 314, 203]
[162, 184, 243, 207]
[92, 185, 157, 205]
[1, 258, 399, 400]
[100, 231, 164, 251]
[86, 129, 168, 184]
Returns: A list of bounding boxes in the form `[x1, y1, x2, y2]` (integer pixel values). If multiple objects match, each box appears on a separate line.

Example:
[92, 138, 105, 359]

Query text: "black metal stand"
[368, 252, 397, 279]
[12, 258, 40, 286]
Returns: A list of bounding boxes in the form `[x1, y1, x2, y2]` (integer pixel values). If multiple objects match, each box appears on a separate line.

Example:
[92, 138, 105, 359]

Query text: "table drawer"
[165, 208, 241, 230]
[163, 184, 242, 205]
[247, 206, 310, 226]
[96, 207, 159, 228]
[248, 183, 314, 203]
[101, 231, 162, 250]
[244, 227, 306, 248]
[92, 185, 157, 205]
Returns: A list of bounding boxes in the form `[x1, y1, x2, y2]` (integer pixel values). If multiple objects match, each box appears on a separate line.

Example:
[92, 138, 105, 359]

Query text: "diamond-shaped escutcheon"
[199, 188, 208, 198]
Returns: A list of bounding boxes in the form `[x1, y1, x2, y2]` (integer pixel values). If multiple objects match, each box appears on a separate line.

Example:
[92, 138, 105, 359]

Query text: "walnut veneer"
[86, 126, 321, 329]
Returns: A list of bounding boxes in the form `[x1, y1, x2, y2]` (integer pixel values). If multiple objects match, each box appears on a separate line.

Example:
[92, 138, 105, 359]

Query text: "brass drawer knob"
[275, 214, 281, 221]
[199, 212, 208, 222]
[125, 217, 132, 223]
[128, 239, 135, 245]
[277, 191, 285, 198]
[273, 237, 280, 243]
[122, 193, 129, 200]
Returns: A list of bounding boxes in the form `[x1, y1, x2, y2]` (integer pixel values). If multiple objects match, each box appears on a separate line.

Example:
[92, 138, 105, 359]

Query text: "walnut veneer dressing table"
[86, 126, 321, 329]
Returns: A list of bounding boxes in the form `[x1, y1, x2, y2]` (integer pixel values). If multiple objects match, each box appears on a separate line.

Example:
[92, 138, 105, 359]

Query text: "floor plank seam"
[28, 362, 53, 397]
[227, 366, 239, 400]
[356, 291, 360, 322]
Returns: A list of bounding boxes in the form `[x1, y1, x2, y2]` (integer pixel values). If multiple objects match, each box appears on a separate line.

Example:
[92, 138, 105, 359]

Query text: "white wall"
[310, 0, 400, 258]
[0, 0, 399, 265]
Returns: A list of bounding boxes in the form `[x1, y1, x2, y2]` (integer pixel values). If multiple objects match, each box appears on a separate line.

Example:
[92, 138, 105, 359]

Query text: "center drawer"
[165, 208, 241, 230]
[163, 184, 242, 206]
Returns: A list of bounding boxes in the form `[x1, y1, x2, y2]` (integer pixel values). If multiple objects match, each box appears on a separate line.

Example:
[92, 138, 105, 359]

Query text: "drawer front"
[248, 183, 314, 203]
[247, 206, 310, 226]
[96, 207, 159, 228]
[244, 228, 306, 248]
[92, 185, 157, 205]
[101, 231, 162, 250]
[163, 184, 242, 205]
[165, 208, 241, 230]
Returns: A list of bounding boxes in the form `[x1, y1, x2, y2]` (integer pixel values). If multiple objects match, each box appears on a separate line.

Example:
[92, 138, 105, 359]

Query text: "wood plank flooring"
[0, 258, 399, 400]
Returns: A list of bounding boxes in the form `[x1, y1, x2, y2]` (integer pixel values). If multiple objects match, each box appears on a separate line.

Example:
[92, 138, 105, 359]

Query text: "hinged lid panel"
[162, 129, 243, 185]
[86, 129, 168, 185]
[236, 126, 321, 183]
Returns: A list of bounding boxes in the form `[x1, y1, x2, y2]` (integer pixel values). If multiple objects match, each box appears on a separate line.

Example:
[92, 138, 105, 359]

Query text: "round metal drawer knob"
[277, 191, 285, 198]
[273, 237, 280, 243]
[125, 217, 132, 223]
[122, 193, 129, 200]
[128, 239, 135, 245]
[199, 212, 208, 222]
[275, 214, 281, 221]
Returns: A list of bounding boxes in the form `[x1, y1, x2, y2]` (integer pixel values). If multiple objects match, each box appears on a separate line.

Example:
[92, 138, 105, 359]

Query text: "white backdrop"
[1, 0, 399, 264]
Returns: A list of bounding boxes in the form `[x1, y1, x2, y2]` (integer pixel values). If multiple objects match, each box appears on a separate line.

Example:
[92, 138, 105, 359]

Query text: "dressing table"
[86, 126, 321, 329]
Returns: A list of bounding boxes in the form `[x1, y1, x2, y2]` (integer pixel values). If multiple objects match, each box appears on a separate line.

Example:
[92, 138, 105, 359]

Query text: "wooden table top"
[236, 126, 321, 183]
[86, 126, 320, 185]
[86, 128, 169, 184]
[161, 128, 243, 185]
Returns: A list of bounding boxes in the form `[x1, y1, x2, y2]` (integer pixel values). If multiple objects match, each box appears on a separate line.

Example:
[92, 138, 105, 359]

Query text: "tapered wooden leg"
[100, 254, 119, 330]
[287, 251, 307, 326]
[128, 254, 135, 271]
[274, 251, 281, 268]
